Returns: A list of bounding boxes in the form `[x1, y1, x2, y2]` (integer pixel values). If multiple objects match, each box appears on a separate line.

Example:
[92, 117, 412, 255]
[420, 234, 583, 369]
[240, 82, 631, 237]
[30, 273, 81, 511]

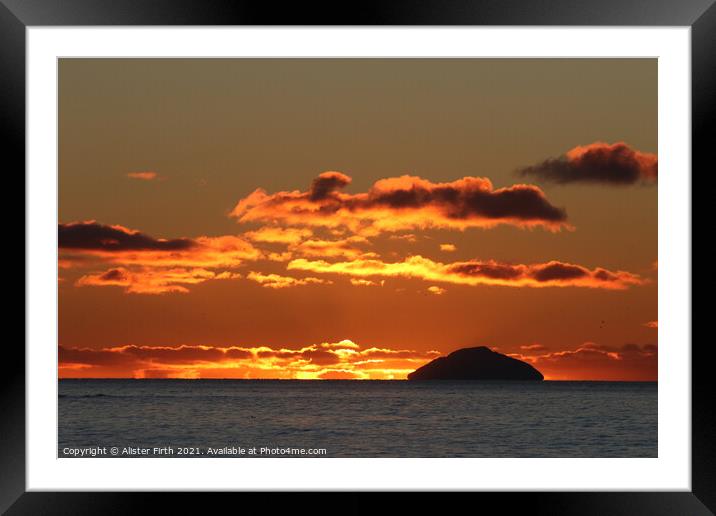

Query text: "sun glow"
[58, 341, 441, 380]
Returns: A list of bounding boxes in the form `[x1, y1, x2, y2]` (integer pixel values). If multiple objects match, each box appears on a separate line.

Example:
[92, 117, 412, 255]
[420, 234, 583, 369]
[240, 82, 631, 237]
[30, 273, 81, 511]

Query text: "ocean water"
[58, 379, 657, 457]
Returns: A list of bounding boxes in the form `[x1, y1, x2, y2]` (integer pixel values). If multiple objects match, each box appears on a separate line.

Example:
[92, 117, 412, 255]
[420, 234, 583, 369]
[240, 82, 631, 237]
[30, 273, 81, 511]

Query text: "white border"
[27, 27, 690, 491]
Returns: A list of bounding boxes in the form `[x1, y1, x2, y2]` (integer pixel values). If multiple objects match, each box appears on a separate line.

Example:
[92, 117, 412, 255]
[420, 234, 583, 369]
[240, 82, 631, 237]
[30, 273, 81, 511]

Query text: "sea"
[58, 379, 657, 458]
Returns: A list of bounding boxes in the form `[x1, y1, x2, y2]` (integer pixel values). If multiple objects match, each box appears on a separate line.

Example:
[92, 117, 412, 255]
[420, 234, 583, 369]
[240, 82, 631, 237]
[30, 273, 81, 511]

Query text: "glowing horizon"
[58, 336, 658, 382]
[59, 59, 657, 382]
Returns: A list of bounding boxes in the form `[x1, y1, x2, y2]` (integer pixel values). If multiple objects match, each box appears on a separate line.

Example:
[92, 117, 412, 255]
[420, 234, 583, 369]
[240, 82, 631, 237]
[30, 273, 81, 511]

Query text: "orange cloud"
[230, 171, 568, 234]
[244, 226, 313, 245]
[350, 278, 382, 287]
[389, 234, 418, 242]
[440, 243, 457, 252]
[519, 142, 657, 185]
[287, 236, 376, 260]
[75, 267, 240, 294]
[58, 340, 442, 380]
[427, 286, 446, 295]
[246, 271, 332, 289]
[127, 171, 159, 181]
[520, 344, 548, 351]
[60, 222, 264, 293]
[60, 222, 644, 294]
[288, 255, 645, 290]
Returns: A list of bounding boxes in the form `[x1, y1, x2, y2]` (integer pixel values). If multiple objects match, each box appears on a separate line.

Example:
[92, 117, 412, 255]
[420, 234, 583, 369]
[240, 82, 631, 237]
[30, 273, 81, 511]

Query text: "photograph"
[57, 58, 658, 459]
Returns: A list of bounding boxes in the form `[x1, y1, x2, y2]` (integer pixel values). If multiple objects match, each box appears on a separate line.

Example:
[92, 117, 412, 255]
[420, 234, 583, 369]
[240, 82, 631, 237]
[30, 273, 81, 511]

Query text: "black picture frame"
[4, 0, 711, 513]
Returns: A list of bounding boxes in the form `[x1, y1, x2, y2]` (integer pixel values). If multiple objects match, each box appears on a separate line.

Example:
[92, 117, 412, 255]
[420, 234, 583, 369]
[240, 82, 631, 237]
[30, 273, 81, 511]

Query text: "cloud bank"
[288, 255, 645, 290]
[509, 342, 657, 381]
[58, 340, 441, 380]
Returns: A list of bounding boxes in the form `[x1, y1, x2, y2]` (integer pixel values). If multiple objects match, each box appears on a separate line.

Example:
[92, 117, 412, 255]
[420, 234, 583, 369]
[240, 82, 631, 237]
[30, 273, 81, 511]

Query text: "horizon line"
[58, 377, 658, 382]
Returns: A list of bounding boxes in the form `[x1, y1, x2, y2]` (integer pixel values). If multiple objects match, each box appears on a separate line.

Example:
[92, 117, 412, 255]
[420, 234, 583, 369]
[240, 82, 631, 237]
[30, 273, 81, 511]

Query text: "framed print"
[4, 0, 712, 513]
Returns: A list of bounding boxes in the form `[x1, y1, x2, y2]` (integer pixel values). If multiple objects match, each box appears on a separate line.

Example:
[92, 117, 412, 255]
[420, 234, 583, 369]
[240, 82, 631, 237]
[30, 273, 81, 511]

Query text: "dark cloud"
[60, 223, 260, 289]
[536, 343, 657, 369]
[58, 345, 135, 367]
[59, 221, 195, 251]
[59, 344, 254, 368]
[449, 259, 634, 286]
[309, 171, 352, 201]
[231, 173, 568, 232]
[518, 142, 657, 185]
[508, 343, 658, 381]
[593, 269, 619, 282]
[302, 349, 342, 365]
[223, 348, 253, 360]
[256, 350, 301, 360]
[121, 345, 227, 364]
[97, 268, 128, 282]
[532, 262, 588, 282]
[447, 262, 523, 280]
[344, 178, 567, 224]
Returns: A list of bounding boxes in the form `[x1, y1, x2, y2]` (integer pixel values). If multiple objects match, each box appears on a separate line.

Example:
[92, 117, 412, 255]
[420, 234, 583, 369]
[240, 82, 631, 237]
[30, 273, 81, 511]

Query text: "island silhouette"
[407, 346, 544, 381]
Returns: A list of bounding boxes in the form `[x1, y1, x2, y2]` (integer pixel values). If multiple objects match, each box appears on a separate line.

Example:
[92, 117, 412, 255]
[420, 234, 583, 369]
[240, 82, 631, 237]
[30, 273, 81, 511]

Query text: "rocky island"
[407, 346, 544, 381]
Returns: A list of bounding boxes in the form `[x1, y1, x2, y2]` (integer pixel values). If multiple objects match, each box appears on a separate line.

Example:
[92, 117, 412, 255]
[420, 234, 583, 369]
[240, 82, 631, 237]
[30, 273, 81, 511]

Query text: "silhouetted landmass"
[407, 346, 544, 381]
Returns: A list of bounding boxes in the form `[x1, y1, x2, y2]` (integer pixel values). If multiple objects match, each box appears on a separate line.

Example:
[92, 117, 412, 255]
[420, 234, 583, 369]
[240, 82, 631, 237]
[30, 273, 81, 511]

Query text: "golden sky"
[58, 59, 657, 380]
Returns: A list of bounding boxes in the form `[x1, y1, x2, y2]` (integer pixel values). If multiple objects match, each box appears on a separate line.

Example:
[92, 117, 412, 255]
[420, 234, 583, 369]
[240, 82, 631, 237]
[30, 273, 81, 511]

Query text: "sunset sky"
[58, 59, 657, 381]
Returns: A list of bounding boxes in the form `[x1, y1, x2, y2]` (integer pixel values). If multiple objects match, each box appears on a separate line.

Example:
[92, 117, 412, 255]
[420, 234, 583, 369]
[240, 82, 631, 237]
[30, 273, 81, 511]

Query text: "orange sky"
[58, 59, 657, 381]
